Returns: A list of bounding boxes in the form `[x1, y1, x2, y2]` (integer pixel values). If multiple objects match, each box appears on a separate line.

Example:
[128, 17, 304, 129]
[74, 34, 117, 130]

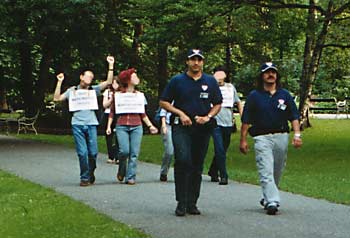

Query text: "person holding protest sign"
[53, 56, 115, 187]
[208, 66, 243, 185]
[102, 77, 120, 164]
[106, 68, 158, 185]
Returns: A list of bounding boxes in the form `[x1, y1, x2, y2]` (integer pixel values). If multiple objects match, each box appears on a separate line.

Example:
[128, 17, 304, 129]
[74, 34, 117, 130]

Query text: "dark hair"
[79, 67, 94, 76]
[213, 65, 228, 74]
[256, 70, 282, 90]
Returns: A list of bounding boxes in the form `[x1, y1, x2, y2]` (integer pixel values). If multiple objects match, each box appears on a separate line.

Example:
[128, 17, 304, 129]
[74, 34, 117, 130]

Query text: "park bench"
[308, 97, 349, 118]
[0, 110, 40, 135]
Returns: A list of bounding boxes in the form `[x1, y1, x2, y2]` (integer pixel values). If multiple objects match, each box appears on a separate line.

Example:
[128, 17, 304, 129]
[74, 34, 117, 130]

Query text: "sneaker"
[266, 204, 278, 215]
[175, 203, 186, 216]
[219, 177, 228, 185]
[187, 205, 201, 215]
[160, 174, 167, 182]
[79, 180, 90, 187]
[127, 179, 136, 185]
[260, 198, 267, 209]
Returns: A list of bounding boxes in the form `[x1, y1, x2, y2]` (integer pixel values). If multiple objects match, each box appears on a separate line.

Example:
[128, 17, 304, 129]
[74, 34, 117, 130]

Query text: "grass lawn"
[0, 170, 148, 238]
[15, 118, 350, 207]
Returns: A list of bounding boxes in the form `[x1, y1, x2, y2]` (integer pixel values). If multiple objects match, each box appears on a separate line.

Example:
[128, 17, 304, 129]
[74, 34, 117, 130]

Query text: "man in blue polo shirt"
[239, 62, 302, 215]
[160, 49, 222, 216]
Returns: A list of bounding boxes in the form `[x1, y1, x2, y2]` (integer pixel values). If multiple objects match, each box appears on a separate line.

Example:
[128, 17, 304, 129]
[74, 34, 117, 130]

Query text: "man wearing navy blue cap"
[160, 49, 222, 216]
[239, 62, 302, 215]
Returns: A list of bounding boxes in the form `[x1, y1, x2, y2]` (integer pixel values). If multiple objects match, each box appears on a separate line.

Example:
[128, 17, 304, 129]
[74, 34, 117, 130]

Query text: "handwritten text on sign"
[114, 92, 145, 114]
[68, 90, 98, 112]
[220, 85, 234, 107]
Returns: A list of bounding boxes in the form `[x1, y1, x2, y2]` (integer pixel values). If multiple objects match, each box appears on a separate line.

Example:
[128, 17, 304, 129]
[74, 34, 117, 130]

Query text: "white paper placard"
[68, 89, 98, 112]
[220, 85, 234, 107]
[114, 92, 145, 114]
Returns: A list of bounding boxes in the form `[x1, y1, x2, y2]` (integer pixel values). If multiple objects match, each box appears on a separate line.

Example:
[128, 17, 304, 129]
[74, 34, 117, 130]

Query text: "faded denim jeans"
[160, 124, 174, 176]
[72, 125, 98, 182]
[116, 125, 143, 182]
[253, 133, 289, 207]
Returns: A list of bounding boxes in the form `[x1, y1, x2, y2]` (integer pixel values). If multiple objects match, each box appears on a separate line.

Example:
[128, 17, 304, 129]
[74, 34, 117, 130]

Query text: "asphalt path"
[0, 135, 349, 238]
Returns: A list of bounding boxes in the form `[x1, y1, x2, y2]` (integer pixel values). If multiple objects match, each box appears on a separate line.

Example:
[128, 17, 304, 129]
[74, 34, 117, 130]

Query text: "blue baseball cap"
[187, 49, 204, 59]
[261, 62, 278, 72]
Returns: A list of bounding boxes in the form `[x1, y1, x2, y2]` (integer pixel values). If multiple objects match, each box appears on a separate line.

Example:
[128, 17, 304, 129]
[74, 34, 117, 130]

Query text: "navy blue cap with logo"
[261, 62, 278, 72]
[187, 49, 205, 59]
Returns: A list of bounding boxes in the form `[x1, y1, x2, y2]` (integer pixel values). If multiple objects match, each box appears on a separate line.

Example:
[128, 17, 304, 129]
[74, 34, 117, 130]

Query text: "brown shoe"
[79, 180, 90, 187]
[117, 173, 124, 182]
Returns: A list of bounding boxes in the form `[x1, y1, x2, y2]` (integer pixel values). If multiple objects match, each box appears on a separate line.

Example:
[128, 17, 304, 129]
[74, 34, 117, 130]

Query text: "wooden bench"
[308, 97, 349, 118]
[0, 110, 22, 135]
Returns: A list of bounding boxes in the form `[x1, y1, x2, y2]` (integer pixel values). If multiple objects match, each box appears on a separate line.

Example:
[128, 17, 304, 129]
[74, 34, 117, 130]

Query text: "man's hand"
[56, 73, 64, 82]
[180, 113, 192, 126]
[106, 127, 112, 135]
[194, 115, 210, 125]
[107, 56, 115, 65]
[292, 137, 302, 148]
[239, 139, 249, 154]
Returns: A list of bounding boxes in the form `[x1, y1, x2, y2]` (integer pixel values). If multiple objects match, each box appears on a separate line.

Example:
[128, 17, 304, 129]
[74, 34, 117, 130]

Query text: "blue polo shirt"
[241, 88, 299, 136]
[160, 72, 222, 119]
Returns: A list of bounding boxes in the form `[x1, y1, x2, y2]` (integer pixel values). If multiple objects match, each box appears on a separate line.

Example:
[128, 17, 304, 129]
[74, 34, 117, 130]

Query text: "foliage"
[0, 0, 349, 115]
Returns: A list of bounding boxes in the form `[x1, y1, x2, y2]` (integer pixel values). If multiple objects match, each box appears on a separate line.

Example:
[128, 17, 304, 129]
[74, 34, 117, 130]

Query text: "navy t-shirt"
[160, 72, 222, 119]
[241, 88, 299, 136]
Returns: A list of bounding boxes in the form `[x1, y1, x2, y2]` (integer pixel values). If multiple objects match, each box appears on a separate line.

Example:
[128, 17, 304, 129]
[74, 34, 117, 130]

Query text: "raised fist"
[107, 56, 115, 64]
[56, 73, 64, 82]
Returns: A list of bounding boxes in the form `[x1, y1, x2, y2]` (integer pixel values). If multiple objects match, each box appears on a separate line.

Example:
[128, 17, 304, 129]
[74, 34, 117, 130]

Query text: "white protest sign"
[68, 89, 98, 112]
[114, 92, 145, 114]
[220, 84, 234, 107]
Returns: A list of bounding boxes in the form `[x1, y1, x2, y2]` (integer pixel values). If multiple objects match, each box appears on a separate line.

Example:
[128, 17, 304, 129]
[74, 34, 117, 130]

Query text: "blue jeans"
[116, 125, 143, 182]
[72, 125, 98, 182]
[160, 124, 174, 176]
[172, 124, 211, 206]
[208, 126, 233, 179]
[253, 133, 289, 207]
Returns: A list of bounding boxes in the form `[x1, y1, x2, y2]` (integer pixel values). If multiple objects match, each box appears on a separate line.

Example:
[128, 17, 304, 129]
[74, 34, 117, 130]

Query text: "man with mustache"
[239, 62, 302, 215]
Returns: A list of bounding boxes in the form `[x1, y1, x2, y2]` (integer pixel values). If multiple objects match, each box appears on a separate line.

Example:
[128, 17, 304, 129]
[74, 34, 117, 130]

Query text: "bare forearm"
[240, 123, 249, 141]
[53, 81, 63, 101]
[291, 119, 301, 135]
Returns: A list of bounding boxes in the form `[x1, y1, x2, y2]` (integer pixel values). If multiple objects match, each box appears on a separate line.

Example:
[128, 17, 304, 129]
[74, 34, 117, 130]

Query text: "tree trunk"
[157, 43, 168, 97]
[299, 0, 333, 129]
[130, 22, 143, 67]
[0, 66, 9, 111]
[36, 38, 52, 111]
[18, 16, 35, 116]
[225, 15, 232, 82]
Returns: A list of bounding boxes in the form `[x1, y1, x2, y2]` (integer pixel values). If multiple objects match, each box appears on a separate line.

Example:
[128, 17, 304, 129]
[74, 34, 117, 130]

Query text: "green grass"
[15, 118, 350, 205]
[0, 170, 148, 238]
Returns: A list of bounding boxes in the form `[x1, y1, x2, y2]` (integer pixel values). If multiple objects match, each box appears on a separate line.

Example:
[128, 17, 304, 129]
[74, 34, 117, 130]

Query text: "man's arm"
[291, 119, 302, 148]
[239, 123, 250, 154]
[195, 103, 221, 125]
[99, 56, 115, 90]
[53, 73, 67, 102]
[159, 100, 192, 126]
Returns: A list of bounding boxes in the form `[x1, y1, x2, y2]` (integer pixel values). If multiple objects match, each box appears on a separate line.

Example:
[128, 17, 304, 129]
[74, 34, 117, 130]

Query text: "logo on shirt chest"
[200, 84, 209, 99]
[277, 99, 287, 110]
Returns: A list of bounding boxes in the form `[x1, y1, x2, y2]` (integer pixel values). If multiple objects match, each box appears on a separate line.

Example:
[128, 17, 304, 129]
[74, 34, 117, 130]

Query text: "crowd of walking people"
[53, 49, 302, 216]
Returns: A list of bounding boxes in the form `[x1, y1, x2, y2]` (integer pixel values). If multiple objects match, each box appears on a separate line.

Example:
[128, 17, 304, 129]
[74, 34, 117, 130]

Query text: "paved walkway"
[0, 135, 349, 238]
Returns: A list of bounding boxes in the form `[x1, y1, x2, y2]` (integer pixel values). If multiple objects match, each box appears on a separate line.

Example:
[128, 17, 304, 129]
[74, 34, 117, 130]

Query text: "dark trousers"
[101, 113, 118, 160]
[172, 125, 211, 206]
[208, 126, 233, 179]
